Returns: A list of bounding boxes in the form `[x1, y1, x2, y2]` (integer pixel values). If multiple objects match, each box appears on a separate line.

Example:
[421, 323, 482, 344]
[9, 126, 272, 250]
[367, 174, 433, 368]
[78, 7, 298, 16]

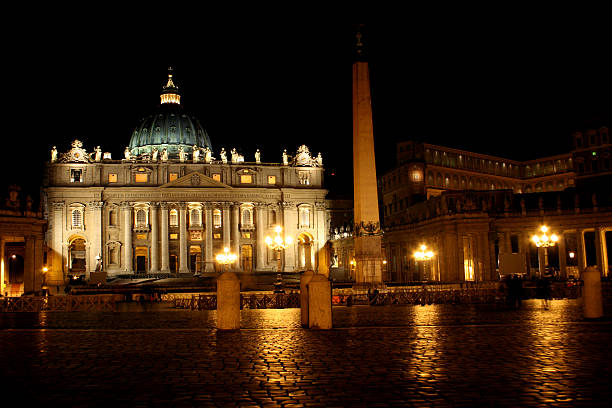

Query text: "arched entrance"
[297, 232, 314, 270]
[68, 236, 87, 278]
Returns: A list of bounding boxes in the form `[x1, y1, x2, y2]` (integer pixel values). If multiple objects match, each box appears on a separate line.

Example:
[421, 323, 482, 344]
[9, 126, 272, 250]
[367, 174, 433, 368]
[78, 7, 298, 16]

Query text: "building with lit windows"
[330, 127, 612, 283]
[43, 70, 328, 292]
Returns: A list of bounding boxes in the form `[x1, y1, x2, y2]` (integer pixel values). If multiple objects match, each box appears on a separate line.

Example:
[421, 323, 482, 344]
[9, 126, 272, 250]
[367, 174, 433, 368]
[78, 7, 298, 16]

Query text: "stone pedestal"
[308, 274, 332, 329]
[217, 272, 240, 330]
[300, 270, 314, 328]
[582, 266, 603, 319]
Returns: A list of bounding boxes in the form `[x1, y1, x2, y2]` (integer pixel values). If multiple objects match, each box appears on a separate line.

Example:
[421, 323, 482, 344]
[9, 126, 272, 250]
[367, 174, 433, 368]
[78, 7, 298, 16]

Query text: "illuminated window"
[70, 169, 82, 183]
[240, 174, 252, 184]
[268, 175, 276, 184]
[136, 234, 147, 240]
[241, 206, 253, 227]
[213, 209, 222, 228]
[71, 209, 83, 229]
[108, 173, 117, 183]
[212, 173, 221, 182]
[213, 233, 221, 239]
[299, 206, 311, 228]
[242, 232, 251, 239]
[298, 171, 310, 185]
[170, 233, 178, 240]
[190, 208, 202, 226]
[135, 209, 147, 227]
[135, 173, 148, 183]
[169, 209, 178, 226]
[169, 173, 179, 182]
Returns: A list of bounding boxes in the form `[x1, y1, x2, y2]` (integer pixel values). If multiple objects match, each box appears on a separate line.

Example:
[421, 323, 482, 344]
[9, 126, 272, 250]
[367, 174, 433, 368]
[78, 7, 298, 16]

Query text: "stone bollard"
[582, 266, 603, 319]
[308, 274, 332, 329]
[300, 270, 315, 328]
[216, 272, 241, 330]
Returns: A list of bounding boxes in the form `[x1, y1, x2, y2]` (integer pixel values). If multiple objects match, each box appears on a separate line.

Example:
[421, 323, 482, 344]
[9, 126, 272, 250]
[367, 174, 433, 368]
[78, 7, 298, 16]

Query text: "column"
[577, 229, 586, 271]
[24, 236, 35, 293]
[88, 201, 104, 276]
[315, 201, 327, 275]
[204, 204, 214, 272]
[231, 203, 241, 271]
[255, 203, 267, 271]
[595, 227, 607, 276]
[160, 203, 170, 273]
[558, 232, 567, 279]
[121, 202, 133, 273]
[178, 203, 189, 273]
[222, 203, 231, 250]
[0, 237, 5, 296]
[150, 203, 159, 273]
[281, 201, 297, 271]
[50, 201, 65, 286]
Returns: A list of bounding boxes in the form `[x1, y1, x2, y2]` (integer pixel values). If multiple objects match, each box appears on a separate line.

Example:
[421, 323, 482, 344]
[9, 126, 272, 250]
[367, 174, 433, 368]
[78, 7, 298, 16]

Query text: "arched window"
[213, 209, 222, 228]
[108, 208, 118, 226]
[241, 207, 253, 227]
[190, 208, 201, 226]
[170, 209, 178, 227]
[135, 209, 147, 227]
[72, 209, 83, 229]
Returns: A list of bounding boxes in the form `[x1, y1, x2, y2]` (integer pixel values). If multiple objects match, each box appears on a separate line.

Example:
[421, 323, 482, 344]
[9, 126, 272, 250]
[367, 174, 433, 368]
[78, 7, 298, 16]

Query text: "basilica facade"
[43, 70, 328, 289]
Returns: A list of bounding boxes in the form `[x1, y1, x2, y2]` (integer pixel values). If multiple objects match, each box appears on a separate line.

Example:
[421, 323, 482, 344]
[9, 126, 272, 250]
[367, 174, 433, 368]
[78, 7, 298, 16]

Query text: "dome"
[128, 68, 212, 157]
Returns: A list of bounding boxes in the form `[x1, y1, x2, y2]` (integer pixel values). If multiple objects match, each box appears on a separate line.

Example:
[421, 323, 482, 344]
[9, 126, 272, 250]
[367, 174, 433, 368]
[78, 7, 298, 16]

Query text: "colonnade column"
[178, 203, 189, 273]
[231, 203, 241, 271]
[255, 203, 267, 271]
[50, 201, 65, 286]
[150, 203, 159, 273]
[204, 204, 214, 272]
[222, 203, 231, 250]
[160, 203, 169, 273]
[281, 201, 297, 272]
[88, 201, 104, 277]
[558, 232, 567, 279]
[121, 202, 133, 273]
[595, 227, 608, 276]
[577, 229, 586, 271]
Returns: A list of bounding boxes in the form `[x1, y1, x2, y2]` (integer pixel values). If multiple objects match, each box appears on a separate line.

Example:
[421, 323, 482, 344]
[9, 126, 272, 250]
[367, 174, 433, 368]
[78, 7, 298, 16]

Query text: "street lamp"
[531, 225, 559, 277]
[265, 225, 293, 291]
[215, 247, 237, 273]
[413, 244, 434, 281]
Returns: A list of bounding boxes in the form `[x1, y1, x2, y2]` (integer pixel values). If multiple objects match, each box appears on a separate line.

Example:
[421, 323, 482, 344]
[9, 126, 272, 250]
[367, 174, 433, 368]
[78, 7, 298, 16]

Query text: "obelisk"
[352, 29, 383, 285]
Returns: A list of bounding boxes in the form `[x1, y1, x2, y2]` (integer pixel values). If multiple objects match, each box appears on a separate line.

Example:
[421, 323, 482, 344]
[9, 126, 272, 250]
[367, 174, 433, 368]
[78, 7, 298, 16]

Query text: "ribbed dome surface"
[128, 68, 213, 158]
[129, 104, 212, 157]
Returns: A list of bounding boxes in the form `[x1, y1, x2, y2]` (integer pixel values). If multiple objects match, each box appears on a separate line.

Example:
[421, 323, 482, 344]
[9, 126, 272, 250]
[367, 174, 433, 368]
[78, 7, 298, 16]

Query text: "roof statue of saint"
[128, 67, 213, 158]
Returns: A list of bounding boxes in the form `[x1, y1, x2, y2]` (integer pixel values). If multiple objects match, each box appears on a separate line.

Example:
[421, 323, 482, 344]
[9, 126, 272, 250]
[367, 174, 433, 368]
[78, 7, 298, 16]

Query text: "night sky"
[3, 17, 610, 202]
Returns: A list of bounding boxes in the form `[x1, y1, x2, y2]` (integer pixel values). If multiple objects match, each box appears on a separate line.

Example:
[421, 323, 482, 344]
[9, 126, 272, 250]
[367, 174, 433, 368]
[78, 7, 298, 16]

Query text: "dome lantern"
[160, 67, 181, 105]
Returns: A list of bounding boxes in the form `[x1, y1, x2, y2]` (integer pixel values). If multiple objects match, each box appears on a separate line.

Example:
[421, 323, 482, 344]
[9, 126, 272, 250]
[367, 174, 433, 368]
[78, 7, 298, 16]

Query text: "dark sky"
[3, 17, 610, 201]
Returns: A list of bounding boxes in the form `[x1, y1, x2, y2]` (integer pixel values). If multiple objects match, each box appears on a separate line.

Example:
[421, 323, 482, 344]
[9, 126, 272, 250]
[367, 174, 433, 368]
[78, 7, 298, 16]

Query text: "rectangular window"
[70, 169, 82, 183]
[108, 173, 118, 183]
[212, 173, 221, 182]
[213, 233, 221, 239]
[169, 173, 178, 182]
[242, 232, 251, 239]
[510, 235, 519, 253]
[135, 173, 148, 183]
[169, 233, 178, 240]
[136, 234, 147, 240]
[268, 175, 276, 184]
[240, 175, 252, 184]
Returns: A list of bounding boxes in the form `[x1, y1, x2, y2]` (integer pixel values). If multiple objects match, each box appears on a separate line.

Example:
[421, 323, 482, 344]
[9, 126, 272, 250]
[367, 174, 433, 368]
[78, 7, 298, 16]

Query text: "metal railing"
[0, 295, 118, 312]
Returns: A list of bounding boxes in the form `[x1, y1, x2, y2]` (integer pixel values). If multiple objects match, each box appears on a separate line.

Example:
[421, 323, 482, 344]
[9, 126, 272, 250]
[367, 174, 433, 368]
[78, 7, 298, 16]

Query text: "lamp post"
[265, 225, 293, 292]
[413, 244, 434, 281]
[215, 247, 237, 273]
[531, 225, 559, 278]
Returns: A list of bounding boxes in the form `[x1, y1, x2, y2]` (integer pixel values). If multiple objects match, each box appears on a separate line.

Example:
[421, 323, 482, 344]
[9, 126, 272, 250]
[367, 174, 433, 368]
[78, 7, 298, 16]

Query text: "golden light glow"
[265, 226, 292, 250]
[42, 267, 48, 273]
[569, 252, 575, 259]
[413, 244, 434, 261]
[531, 225, 559, 248]
[215, 247, 237, 265]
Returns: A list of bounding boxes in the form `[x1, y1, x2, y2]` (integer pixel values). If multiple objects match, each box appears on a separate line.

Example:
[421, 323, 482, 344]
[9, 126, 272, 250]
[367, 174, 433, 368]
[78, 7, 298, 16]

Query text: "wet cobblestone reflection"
[1, 299, 611, 406]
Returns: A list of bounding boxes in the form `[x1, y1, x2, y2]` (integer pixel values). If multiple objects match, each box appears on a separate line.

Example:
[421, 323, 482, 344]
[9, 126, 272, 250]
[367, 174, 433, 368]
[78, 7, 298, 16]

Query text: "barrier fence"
[0, 295, 119, 312]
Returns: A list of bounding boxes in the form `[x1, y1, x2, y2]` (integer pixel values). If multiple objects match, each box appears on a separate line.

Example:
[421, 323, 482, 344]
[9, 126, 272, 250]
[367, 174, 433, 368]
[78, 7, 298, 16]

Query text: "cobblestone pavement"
[1, 299, 611, 407]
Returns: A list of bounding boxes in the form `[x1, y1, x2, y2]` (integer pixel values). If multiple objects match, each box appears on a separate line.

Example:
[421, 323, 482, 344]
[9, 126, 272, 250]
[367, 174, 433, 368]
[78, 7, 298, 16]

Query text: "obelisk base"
[354, 235, 383, 285]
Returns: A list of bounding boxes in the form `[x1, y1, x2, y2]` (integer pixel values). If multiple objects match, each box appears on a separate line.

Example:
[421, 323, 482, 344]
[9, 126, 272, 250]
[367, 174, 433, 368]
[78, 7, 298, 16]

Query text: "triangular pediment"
[160, 172, 232, 188]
